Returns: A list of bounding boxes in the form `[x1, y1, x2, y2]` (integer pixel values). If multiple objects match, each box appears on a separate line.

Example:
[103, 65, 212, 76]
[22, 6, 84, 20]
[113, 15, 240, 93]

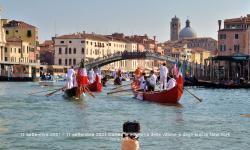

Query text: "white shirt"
[148, 74, 157, 86]
[166, 78, 176, 90]
[139, 76, 146, 90]
[160, 65, 169, 78]
[66, 68, 75, 80]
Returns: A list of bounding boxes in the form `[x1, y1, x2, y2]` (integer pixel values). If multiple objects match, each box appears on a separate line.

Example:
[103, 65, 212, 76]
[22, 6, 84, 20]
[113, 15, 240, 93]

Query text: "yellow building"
[5, 37, 31, 63]
[2, 19, 38, 47]
[0, 19, 6, 62]
[190, 48, 211, 65]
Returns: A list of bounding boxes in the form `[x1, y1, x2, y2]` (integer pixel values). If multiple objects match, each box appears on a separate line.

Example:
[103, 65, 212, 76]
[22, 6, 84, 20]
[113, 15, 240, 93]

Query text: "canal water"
[0, 81, 249, 150]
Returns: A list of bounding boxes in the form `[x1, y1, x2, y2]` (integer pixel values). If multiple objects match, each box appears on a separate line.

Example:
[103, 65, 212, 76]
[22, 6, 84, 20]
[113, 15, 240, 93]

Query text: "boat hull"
[64, 80, 102, 98]
[39, 80, 55, 86]
[131, 76, 183, 103]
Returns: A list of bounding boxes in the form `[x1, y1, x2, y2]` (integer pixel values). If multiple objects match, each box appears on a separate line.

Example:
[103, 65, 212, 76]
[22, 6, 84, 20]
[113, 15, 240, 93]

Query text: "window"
[15, 30, 18, 33]
[219, 34, 226, 39]
[5, 47, 7, 53]
[27, 30, 32, 37]
[73, 48, 76, 54]
[219, 45, 226, 51]
[81, 48, 85, 54]
[69, 41, 72, 43]
[65, 59, 68, 65]
[81, 40, 85, 43]
[73, 59, 76, 65]
[6, 30, 9, 35]
[60, 41, 64, 44]
[69, 59, 72, 65]
[234, 45, 240, 52]
[235, 34, 239, 39]
[59, 48, 62, 54]
[65, 47, 68, 54]
[90, 42, 92, 45]
[69, 48, 72, 54]
[5, 57, 8, 61]
[59, 59, 62, 65]
[86, 41, 88, 44]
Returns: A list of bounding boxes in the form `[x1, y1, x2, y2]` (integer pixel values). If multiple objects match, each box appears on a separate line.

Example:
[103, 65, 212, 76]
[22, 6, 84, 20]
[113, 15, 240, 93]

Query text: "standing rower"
[160, 63, 169, 90]
[65, 66, 75, 89]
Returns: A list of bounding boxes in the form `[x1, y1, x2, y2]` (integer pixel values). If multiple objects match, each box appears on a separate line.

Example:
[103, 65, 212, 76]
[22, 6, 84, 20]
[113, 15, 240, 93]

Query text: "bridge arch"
[84, 51, 177, 69]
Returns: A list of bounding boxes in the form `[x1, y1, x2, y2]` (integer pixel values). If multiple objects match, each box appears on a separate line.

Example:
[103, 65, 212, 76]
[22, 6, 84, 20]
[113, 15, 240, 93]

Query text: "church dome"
[179, 19, 197, 39]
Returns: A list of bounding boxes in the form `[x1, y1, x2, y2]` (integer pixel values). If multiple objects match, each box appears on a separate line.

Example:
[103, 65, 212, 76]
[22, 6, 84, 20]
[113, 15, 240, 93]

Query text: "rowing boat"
[131, 75, 183, 103]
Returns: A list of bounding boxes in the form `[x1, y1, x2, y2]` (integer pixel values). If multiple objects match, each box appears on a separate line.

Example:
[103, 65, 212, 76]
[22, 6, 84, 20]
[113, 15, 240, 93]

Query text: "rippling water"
[0, 81, 250, 150]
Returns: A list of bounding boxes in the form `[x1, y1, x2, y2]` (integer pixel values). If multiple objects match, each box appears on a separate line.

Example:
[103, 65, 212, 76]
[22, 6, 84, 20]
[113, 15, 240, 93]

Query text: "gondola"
[64, 79, 102, 98]
[131, 75, 183, 103]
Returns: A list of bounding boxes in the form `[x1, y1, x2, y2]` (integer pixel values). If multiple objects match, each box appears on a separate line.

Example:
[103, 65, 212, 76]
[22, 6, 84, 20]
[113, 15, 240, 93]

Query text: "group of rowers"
[135, 62, 177, 92]
[63, 62, 101, 94]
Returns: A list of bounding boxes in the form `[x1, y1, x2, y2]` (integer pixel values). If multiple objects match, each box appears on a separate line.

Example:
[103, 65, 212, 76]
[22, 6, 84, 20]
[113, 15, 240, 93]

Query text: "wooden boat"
[64, 79, 102, 98]
[39, 80, 55, 86]
[131, 75, 183, 103]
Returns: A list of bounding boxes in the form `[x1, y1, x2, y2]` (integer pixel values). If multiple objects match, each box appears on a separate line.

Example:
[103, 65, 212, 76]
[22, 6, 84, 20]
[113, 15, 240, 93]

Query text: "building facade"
[218, 14, 250, 56]
[0, 19, 6, 63]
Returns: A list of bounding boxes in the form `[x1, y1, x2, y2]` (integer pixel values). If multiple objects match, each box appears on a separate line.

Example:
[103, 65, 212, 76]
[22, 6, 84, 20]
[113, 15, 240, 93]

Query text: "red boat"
[87, 76, 102, 92]
[131, 75, 183, 103]
[64, 76, 102, 98]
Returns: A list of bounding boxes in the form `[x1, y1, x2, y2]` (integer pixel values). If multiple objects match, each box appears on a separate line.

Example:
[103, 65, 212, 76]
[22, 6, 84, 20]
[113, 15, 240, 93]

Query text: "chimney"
[82, 31, 85, 34]
[218, 20, 222, 30]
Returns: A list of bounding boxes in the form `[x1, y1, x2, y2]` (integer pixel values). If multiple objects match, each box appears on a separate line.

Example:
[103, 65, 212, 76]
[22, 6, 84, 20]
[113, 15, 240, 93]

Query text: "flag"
[178, 62, 183, 77]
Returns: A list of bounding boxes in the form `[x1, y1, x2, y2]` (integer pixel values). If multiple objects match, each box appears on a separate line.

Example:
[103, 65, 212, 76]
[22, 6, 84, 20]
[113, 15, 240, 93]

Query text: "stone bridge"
[83, 51, 177, 69]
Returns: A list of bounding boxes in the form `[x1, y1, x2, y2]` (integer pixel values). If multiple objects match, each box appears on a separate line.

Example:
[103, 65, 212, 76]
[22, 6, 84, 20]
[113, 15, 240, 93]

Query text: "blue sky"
[0, 0, 249, 42]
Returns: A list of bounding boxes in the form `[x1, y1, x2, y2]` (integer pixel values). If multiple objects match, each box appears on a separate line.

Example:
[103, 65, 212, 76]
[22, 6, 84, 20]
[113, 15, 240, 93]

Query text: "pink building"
[218, 14, 250, 56]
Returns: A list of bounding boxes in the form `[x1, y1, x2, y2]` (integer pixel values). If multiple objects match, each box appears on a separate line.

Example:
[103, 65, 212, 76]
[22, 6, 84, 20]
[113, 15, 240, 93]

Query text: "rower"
[139, 72, 147, 91]
[88, 68, 95, 84]
[76, 60, 89, 98]
[160, 63, 169, 90]
[146, 70, 157, 91]
[166, 75, 176, 91]
[65, 66, 75, 89]
[135, 67, 142, 79]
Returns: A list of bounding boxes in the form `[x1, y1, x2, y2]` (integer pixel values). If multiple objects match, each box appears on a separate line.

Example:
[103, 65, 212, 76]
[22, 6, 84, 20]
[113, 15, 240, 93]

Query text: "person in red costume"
[76, 60, 89, 98]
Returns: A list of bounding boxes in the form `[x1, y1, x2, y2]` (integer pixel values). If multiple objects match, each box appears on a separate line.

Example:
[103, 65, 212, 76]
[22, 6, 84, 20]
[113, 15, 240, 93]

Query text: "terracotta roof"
[56, 33, 109, 41]
[3, 20, 36, 28]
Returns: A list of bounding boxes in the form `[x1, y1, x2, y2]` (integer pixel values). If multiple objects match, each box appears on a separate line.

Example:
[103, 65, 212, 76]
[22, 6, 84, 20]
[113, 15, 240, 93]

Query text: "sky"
[0, 0, 250, 43]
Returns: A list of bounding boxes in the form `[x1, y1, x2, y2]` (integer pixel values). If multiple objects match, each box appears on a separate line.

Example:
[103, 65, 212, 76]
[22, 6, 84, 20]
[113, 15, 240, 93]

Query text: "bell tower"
[170, 15, 181, 41]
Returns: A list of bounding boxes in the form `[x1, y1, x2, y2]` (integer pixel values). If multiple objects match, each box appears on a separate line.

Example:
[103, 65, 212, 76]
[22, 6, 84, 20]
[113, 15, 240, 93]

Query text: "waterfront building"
[218, 14, 250, 56]
[204, 14, 250, 81]
[2, 19, 38, 47]
[5, 37, 31, 63]
[0, 19, 6, 63]
[54, 32, 160, 72]
[39, 40, 54, 65]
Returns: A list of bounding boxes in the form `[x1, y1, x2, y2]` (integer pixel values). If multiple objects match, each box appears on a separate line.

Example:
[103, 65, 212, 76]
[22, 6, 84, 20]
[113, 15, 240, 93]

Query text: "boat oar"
[184, 88, 202, 102]
[28, 89, 57, 95]
[46, 87, 64, 97]
[110, 83, 131, 90]
[83, 86, 96, 98]
[107, 89, 132, 95]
